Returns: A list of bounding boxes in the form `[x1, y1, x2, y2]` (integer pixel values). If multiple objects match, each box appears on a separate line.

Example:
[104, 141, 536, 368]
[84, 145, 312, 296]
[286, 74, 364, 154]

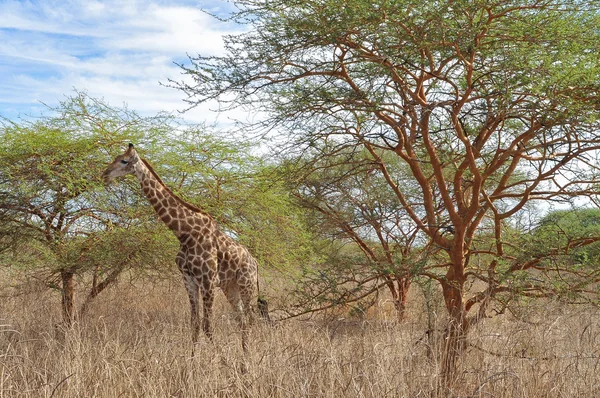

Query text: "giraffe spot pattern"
[105, 153, 262, 349]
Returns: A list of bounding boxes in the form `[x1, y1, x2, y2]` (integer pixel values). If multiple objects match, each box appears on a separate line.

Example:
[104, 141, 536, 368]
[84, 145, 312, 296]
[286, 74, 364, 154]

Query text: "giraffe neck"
[133, 158, 209, 239]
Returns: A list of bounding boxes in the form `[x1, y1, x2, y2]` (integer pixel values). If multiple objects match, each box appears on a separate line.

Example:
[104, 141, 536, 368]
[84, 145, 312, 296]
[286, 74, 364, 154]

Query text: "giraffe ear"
[125, 143, 135, 156]
[125, 143, 139, 163]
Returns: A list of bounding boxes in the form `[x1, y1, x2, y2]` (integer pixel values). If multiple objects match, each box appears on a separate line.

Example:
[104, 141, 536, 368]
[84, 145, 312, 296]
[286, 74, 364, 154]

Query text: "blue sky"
[0, 0, 242, 124]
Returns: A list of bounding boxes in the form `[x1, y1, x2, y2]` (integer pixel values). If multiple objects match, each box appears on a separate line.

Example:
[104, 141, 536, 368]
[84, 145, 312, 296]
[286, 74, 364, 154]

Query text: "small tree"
[147, 130, 316, 273]
[0, 93, 174, 324]
[1, 92, 317, 326]
[514, 208, 600, 302]
[281, 146, 429, 321]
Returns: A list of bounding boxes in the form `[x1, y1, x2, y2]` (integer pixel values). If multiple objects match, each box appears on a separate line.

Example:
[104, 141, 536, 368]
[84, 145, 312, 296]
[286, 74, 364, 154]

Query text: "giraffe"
[102, 143, 268, 351]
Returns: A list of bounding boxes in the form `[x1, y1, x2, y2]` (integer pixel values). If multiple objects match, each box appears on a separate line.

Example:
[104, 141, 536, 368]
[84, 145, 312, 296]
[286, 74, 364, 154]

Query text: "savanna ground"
[1, 270, 600, 397]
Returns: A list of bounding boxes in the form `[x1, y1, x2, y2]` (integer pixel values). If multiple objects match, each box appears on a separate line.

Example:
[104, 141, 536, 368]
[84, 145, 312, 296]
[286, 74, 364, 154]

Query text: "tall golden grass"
[1, 274, 600, 397]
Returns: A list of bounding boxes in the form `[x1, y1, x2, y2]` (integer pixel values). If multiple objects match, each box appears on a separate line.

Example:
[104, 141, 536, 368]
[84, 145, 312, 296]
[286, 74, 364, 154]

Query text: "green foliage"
[0, 92, 173, 279]
[174, 0, 600, 330]
[273, 145, 425, 317]
[137, 130, 318, 271]
[172, 0, 600, 379]
[231, 174, 317, 270]
[179, 0, 600, 120]
[1, 90, 317, 285]
[527, 208, 600, 267]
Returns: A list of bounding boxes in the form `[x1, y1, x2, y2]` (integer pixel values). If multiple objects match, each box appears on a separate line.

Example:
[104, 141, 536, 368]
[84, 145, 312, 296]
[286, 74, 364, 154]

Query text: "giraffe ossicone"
[102, 143, 269, 351]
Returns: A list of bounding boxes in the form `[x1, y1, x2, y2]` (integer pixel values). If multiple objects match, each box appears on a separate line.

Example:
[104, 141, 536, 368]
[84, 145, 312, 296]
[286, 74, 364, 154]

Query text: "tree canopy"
[173, 0, 600, 379]
[0, 92, 315, 324]
[0, 93, 177, 322]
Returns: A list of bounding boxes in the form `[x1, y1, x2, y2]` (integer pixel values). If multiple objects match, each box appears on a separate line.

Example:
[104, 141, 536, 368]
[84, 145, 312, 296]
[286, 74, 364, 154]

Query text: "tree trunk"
[439, 270, 469, 387]
[441, 311, 468, 384]
[61, 270, 75, 326]
[79, 265, 124, 317]
[393, 276, 411, 322]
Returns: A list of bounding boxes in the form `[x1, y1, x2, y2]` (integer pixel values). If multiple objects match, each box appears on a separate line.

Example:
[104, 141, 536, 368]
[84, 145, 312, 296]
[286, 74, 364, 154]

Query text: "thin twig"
[50, 373, 75, 398]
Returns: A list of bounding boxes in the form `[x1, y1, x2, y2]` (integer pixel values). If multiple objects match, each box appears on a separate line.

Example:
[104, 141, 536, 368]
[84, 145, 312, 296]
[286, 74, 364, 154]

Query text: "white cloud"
[111, 5, 227, 55]
[0, 0, 105, 37]
[0, 0, 249, 125]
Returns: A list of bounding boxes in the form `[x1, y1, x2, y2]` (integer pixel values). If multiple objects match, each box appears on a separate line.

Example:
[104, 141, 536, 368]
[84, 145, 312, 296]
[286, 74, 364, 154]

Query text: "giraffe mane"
[140, 158, 208, 215]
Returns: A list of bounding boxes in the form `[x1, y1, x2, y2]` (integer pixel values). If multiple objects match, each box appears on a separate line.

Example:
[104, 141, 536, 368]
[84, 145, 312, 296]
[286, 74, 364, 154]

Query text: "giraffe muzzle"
[101, 170, 114, 184]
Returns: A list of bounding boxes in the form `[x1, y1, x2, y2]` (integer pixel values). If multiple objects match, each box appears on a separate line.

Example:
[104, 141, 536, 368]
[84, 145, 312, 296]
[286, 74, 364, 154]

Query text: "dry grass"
[1, 276, 600, 397]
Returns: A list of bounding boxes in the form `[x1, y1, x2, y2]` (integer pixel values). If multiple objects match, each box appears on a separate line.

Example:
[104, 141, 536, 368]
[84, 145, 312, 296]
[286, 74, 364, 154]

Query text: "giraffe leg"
[240, 286, 257, 326]
[240, 290, 254, 352]
[176, 250, 201, 350]
[199, 278, 215, 341]
[224, 286, 249, 352]
[238, 270, 258, 327]
[182, 273, 201, 346]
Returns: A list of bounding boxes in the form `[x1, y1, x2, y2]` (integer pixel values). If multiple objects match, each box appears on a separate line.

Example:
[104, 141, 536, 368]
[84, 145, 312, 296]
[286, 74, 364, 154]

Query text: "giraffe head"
[102, 143, 140, 184]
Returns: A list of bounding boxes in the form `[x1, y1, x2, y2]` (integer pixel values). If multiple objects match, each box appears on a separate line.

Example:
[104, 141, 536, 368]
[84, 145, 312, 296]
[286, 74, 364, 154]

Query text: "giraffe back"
[214, 231, 258, 296]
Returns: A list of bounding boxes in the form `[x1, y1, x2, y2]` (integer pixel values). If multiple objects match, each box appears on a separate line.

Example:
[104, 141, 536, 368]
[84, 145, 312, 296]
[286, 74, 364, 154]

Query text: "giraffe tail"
[257, 297, 272, 323]
[256, 278, 274, 326]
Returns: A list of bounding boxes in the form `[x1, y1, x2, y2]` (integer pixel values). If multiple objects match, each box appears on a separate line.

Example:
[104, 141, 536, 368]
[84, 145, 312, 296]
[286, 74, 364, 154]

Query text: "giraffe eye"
[120, 160, 129, 164]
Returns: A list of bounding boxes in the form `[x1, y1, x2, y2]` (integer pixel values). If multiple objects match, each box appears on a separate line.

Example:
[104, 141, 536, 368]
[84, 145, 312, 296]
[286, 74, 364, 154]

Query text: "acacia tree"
[150, 130, 316, 272]
[281, 146, 429, 321]
[518, 208, 600, 296]
[0, 93, 175, 324]
[1, 93, 315, 326]
[174, 0, 600, 382]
